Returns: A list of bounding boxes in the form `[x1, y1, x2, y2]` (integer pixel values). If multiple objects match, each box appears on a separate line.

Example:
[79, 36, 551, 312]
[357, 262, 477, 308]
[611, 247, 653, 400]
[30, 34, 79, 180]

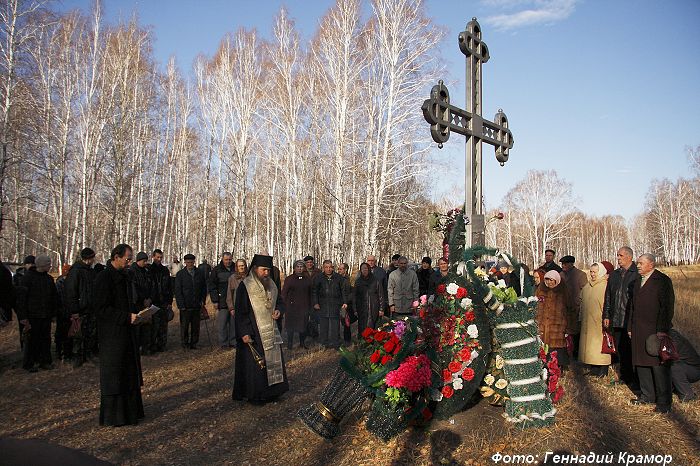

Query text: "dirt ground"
[1, 312, 699, 466]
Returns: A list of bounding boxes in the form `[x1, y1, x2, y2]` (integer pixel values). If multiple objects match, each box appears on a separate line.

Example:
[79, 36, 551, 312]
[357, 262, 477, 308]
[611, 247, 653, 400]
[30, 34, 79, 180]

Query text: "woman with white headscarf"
[579, 262, 611, 377]
[536, 270, 569, 369]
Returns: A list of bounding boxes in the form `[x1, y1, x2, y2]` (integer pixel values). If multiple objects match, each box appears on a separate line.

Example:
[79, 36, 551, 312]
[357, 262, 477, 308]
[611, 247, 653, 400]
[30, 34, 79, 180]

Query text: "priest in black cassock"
[233, 254, 289, 403]
[94, 244, 146, 426]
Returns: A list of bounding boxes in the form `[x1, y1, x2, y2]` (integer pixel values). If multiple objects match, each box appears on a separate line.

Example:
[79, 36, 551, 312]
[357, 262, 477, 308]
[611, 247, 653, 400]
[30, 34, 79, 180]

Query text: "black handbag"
[306, 313, 319, 338]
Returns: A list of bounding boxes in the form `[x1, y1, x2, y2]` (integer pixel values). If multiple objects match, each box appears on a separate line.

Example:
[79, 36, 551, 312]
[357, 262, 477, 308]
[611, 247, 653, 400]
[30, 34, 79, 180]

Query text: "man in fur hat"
[232, 254, 288, 403]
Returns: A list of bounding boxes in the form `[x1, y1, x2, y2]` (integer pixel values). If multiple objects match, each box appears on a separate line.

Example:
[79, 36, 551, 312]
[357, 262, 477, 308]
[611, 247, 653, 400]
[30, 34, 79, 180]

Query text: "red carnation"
[442, 385, 454, 398]
[374, 331, 389, 342]
[383, 340, 395, 353]
[465, 311, 475, 322]
[436, 284, 446, 294]
[462, 368, 475, 381]
[553, 386, 564, 404]
[448, 360, 462, 373]
[392, 343, 402, 355]
[442, 369, 452, 382]
[370, 350, 381, 364]
[455, 287, 467, 299]
[361, 327, 375, 339]
[381, 355, 392, 365]
[538, 347, 547, 361]
[458, 347, 472, 362]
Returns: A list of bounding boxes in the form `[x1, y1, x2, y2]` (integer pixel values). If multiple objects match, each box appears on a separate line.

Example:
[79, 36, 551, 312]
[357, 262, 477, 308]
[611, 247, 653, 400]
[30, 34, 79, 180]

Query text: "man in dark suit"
[628, 253, 675, 413]
[175, 254, 208, 349]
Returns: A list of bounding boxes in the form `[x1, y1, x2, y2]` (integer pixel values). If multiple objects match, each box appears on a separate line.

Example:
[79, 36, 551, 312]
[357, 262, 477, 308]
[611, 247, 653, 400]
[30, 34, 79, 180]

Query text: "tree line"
[0, 0, 446, 270]
[484, 148, 700, 268]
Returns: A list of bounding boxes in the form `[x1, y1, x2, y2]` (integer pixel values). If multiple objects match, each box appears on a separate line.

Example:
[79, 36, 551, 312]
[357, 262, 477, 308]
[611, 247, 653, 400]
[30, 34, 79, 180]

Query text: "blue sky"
[57, 0, 700, 219]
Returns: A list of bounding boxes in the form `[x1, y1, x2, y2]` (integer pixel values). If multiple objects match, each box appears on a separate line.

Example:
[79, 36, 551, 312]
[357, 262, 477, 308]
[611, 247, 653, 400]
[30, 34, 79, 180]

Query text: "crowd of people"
[0, 244, 698, 426]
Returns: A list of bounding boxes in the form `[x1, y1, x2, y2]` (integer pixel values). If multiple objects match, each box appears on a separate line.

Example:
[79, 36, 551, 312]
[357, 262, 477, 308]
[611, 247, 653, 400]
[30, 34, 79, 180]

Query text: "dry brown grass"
[661, 265, 700, 348]
[1, 274, 699, 466]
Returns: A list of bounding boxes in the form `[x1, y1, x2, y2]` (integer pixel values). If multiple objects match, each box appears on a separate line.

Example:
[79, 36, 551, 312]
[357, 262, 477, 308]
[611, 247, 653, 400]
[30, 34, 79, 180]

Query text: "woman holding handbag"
[579, 262, 612, 378]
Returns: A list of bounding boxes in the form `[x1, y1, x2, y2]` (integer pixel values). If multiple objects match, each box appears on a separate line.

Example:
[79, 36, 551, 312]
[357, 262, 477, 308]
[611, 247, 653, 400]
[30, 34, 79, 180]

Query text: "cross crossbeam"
[422, 18, 514, 247]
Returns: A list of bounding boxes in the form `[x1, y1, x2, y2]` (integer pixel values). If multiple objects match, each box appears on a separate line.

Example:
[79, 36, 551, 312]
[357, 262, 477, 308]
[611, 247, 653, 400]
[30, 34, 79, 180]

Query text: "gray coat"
[387, 268, 419, 315]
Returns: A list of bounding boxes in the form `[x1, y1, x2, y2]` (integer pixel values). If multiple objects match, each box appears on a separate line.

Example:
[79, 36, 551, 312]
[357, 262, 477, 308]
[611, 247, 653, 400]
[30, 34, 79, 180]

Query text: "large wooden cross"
[422, 18, 514, 247]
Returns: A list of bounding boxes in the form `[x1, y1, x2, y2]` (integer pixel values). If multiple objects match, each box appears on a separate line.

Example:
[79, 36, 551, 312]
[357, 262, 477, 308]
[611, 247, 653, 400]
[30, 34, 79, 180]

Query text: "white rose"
[497, 279, 507, 289]
[484, 374, 495, 386]
[495, 379, 508, 389]
[453, 377, 463, 390]
[446, 283, 459, 295]
[460, 298, 472, 309]
[495, 355, 504, 369]
[467, 324, 479, 339]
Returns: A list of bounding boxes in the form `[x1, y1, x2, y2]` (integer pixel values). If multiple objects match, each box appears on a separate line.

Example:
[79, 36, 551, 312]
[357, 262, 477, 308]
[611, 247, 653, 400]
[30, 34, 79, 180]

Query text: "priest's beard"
[257, 275, 271, 289]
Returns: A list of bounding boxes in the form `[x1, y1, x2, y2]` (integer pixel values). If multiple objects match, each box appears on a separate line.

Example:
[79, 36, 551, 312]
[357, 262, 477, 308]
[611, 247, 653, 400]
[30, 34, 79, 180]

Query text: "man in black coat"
[539, 249, 562, 273]
[416, 256, 433, 298]
[129, 252, 154, 355]
[95, 244, 145, 427]
[17, 255, 59, 372]
[233, 254, 288, 403]
[209, 252, 235, 348]
[628, 253, 675, 413]
[174, 254, 207, 349]
[0, 260, 15, 326]
[603, 246, 640, 388]
[148, 249, 173, 352]
[313, 260, 348, 349]
[13, 255, 35, 349]
[65, 247, 98, 367]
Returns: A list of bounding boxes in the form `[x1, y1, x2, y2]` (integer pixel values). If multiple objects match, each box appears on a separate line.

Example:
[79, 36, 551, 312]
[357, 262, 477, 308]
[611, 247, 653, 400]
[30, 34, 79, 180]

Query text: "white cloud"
[482, 0, 577, 31]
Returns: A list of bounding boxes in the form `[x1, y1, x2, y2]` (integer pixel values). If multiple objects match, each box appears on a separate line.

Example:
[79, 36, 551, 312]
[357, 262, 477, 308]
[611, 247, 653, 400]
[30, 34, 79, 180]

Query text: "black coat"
[148, 262, 173, 307]
[64, 261, 97, 316]
[128, 263, 152, 309]
[312, 273, 348, 318]
[18, 268, 58, 320]
[416, 267, 433, 297]
[174, 267, 207, 310]
[55, 275, 68, 319]
[0, 261, 15, 322]
[94, 262, 142, 395]
[208, 262, 234, 310]
[628, 269, 674, 367]
[428, 270, 449, 296]
[603, 263, 639, 329]
[353, 274, 384, 325]
[540, 261, 563, 273]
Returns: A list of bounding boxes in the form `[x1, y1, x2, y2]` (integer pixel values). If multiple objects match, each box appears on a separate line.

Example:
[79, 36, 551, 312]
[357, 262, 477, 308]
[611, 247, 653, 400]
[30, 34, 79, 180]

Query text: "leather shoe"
[654, 405, 671, 413]
[630, 397, 652, 405]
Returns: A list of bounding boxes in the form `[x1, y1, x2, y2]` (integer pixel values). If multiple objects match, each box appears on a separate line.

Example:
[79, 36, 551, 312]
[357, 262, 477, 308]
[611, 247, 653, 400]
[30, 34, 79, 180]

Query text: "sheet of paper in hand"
[136, 305, 160, 320]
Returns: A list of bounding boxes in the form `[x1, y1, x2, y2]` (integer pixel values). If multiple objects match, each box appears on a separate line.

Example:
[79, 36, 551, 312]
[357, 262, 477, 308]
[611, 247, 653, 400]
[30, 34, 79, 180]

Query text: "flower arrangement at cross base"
[418, 281, 491, 420]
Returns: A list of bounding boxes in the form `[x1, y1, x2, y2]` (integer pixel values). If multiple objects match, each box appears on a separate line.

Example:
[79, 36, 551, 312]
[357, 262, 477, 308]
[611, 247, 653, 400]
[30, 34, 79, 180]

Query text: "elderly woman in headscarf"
[536, 270, 569, 369]
[579, 262, 611, 378]
[281, 260, 312, 349]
